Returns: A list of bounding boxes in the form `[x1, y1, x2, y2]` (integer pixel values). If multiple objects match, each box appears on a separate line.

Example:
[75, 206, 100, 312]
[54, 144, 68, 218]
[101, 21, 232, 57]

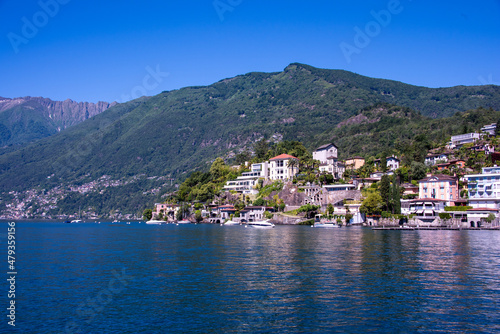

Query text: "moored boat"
[313, 214, 341, 228]
[223, 220, 241, 226]
[146, 220, 164, 225]
[247, 220, 275, 228]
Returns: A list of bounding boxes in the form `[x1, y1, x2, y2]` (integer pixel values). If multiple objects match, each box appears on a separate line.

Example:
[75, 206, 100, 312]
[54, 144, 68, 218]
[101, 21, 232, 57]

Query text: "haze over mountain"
[0, 96, 116, 148]
[1, 63, 499, 218]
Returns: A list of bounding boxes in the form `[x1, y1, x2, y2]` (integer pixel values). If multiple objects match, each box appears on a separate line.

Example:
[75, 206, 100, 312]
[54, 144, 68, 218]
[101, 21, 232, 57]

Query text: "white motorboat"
[247, 220, 275, 228]
[146, 220, 164, 225]
[223, 220, 240, 226]
[314, 222, 341, 228]
[70, 219, 83, 224]
[313, 214, 341, 228]
[176, 220, 191, 224]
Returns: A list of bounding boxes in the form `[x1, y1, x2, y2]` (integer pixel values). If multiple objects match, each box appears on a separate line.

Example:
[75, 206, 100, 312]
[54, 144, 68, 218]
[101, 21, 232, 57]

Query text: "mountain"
[0, 96, 116, 148]
[0, 63, 499, 218]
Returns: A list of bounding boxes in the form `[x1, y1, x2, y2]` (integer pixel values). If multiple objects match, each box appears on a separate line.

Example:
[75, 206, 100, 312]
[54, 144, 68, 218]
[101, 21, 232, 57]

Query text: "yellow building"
[345, 156, 365, 170]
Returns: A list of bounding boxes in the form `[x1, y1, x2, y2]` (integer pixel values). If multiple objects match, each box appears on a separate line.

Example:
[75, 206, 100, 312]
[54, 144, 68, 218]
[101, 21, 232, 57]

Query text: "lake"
[3, 222, 500, 333]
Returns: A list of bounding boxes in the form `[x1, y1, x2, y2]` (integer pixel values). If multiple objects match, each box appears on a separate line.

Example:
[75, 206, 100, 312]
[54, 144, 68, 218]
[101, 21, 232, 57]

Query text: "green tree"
[254, 139, 269, 160]
[264, 211, 274, 219]
[143, 208, 152, 221]
[253, 197, 266, 206]
[390, 175, 401, 214]
[485, 213, 496, 224]
[210, 157, 229, 181]
[235, 150, 252, 165]
[380, 156, 388, 172]
[359, 191, 383, 215]
[395, 166, 409, 183]
[326, 203, 334, 217]
[195, 210, 203, 222]
[410, 161, 427, 180]
[296, 204, 320, 218]
[380, 175, 391, 211]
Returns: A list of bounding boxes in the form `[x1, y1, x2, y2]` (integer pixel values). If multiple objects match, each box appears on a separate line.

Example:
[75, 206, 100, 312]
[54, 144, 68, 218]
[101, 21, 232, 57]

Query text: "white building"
[314, 143, 344, 179]
[425, 153, 450, 166]
[223, 162, 269, 194]
[269, 154, 299, 181]
[319, 158, 345, 179]
[313, 143, 338, 163]
[387, 156, 400, 171]
[449, 133, 480, 149]
[464, 166, 500, 210]
[481, 123, 497, 136]
[408, 199, 446, 220]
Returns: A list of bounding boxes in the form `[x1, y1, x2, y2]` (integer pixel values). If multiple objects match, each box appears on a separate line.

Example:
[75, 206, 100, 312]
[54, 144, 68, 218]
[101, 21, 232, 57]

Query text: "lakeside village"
[145, 122, 500, 229]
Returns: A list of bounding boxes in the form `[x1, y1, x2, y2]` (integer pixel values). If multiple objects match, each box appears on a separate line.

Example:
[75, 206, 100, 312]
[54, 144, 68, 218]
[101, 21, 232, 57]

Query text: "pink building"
[418, 175, 459, 206]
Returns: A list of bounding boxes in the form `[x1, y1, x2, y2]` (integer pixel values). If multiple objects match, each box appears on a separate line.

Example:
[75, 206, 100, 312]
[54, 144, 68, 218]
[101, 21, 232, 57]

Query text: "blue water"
[2, 222, 500, 333]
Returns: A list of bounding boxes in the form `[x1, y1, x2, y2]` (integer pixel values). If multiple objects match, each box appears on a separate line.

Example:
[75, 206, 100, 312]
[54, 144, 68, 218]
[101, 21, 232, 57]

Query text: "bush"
[253, 198, 266, 206]
[439, 212, 451, 220]
[444, 206, 472, 212]
[381, 211, 391, 218]
[264, 211, 274, 219]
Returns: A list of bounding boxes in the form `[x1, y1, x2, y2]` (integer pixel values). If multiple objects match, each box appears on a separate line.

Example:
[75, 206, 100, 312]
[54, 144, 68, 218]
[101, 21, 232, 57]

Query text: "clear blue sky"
[1, 0, 499, 103]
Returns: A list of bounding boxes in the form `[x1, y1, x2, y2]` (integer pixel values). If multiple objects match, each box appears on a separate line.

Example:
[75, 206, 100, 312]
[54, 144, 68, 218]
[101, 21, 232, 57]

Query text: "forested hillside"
[1, 63, 499, 217]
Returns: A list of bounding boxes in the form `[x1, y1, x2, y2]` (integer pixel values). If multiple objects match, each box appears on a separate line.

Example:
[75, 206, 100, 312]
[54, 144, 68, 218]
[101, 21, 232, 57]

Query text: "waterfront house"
[419, 174, 459, 206]
[218, 205, 236, 220]
[223, 162, 269, 194]
[269, 154, 299, 181]
[153, 203, 179, 219]
[239, 206, 275, 222]
[408, 198, 446, 222]
[464, 166, 500, 211]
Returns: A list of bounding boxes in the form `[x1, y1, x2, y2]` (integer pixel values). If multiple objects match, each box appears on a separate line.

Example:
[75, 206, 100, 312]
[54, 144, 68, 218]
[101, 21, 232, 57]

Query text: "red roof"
[270, 154, 298, 161]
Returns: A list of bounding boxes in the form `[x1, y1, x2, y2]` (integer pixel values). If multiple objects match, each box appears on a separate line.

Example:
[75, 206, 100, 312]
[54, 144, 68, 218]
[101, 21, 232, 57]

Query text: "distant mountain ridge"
[0, 63, 499, 218]
[0, 96, 115, 147]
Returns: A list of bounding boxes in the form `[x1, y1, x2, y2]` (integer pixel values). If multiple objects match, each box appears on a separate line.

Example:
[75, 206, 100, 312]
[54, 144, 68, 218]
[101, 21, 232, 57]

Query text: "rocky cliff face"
[0, 96, 116, 130]
[0, 96, 116, 147]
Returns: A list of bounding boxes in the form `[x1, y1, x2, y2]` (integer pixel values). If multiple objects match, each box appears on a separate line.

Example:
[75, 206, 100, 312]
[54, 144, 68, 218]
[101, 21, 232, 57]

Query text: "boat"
[145, 220, 164, 225]
[70, 219, 83, 224]
[314, 221, 341, 228]
[246, 220, 275, 228]
[313, 214, 341, 228]
[222, 220, 241, 226]
[176, 220, 191, 224]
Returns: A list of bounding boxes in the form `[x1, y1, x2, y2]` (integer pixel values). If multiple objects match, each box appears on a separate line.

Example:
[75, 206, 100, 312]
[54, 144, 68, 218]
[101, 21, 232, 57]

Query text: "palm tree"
[287, 158, 299, 178]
